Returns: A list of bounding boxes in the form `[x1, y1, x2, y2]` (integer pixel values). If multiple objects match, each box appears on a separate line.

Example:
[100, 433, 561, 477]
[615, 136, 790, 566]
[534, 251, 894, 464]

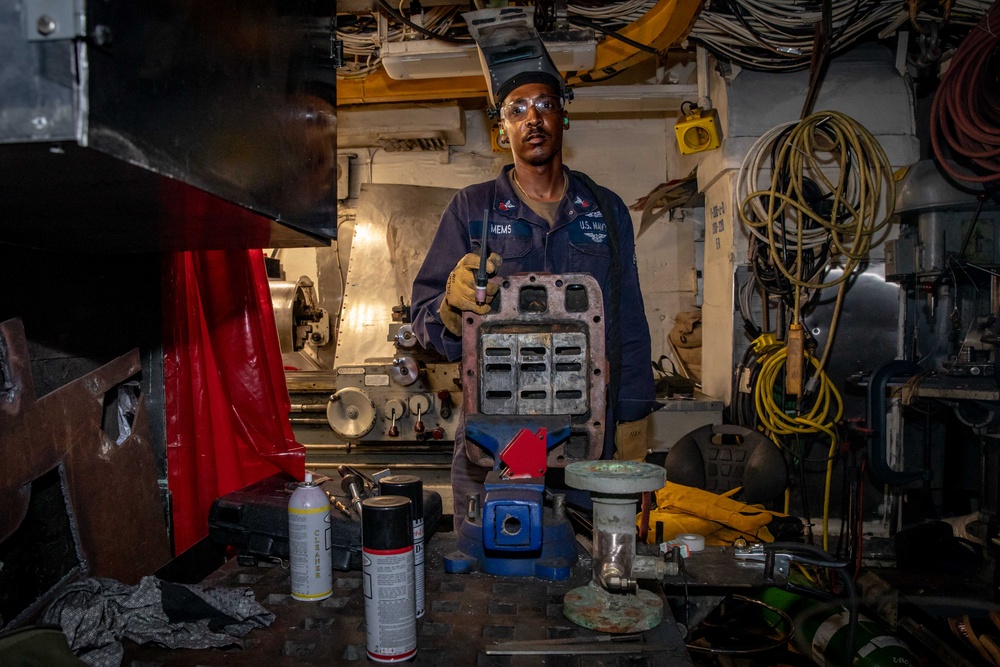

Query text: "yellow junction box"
[674, 107, 722, 155]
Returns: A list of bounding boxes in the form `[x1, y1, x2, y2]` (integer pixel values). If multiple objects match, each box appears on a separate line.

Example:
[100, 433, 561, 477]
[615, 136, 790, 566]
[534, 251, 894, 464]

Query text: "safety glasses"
[501, 94, 563, 121]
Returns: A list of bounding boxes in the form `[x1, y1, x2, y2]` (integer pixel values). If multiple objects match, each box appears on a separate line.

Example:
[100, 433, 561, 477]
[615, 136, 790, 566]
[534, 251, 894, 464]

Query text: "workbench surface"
[123, 532, 692, 666]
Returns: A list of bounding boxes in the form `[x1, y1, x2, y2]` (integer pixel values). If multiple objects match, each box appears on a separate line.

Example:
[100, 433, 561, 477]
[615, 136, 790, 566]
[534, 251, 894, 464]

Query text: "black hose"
[566, 15, 659, 55]
[764, 542, 857, 667]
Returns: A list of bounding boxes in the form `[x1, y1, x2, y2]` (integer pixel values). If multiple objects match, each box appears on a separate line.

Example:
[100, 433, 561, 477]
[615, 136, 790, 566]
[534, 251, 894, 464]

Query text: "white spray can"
[288, 473, 333, 601]
[362, 495, 416, 662]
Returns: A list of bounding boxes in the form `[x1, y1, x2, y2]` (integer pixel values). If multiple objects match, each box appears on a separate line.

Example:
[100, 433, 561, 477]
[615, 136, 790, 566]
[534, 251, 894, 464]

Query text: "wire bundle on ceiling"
[931, 0, 1000, 185]
[732, 111, 896, 550]
[337, 15, 401, 79]
[692, 0, 994, 72]
[567, 0, 657, 30]
[690, 0, 903, 71]
[876, 0, 995, 40]
[336, 6, 466, 79]
[336, 1, 664, 81]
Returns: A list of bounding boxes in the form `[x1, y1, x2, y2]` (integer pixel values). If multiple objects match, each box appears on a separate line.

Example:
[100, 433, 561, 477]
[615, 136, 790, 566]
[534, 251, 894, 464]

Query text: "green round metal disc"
[564, 461, 665, 494]
[563, 582, 663, 634]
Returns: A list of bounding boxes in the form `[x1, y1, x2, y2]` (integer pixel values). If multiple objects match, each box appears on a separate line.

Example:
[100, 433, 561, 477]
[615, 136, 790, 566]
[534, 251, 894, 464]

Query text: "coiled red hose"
[931, 1, 1000, 185]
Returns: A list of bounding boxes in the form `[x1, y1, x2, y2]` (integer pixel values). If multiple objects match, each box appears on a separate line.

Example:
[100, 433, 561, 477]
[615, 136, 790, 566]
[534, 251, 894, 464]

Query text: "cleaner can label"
[289, 483, 333, 601]
[363, 546, 417, 662]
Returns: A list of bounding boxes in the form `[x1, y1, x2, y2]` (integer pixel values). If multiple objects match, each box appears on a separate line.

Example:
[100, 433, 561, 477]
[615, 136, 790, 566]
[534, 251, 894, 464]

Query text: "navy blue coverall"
[410, 165, 657, 524]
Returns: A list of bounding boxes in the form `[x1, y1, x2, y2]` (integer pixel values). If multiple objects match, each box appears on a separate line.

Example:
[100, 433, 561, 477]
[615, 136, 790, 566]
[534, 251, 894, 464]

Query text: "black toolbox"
[208, 472, 442, 568]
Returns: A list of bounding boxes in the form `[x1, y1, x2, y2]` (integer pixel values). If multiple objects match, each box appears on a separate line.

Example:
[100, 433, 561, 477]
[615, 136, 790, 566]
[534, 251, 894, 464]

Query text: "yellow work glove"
[613, 417, 650, 461]
[439, 252, 502, 336]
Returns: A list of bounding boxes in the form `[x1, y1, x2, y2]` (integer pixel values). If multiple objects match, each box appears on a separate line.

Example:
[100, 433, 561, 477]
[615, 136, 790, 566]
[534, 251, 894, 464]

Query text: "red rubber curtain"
[163, 248, 305, 554]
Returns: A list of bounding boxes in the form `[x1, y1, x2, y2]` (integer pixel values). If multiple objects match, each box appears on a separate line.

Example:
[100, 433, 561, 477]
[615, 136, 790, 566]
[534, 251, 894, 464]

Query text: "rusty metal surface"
[479, 331, 590, 416]
[0, 317, 171, 623]
[563, 582, 664, 635]
[123, 532, 691, 666]
[463, 273, 609, 467]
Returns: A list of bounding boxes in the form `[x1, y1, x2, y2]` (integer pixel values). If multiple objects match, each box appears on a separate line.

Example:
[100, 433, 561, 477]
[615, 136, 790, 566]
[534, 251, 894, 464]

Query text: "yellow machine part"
[336, 0, 702, 105]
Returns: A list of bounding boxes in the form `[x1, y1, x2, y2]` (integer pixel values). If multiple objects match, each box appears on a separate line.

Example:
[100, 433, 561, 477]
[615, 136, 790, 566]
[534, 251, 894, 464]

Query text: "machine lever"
[437, 390, 452, 419]
[414, 406, 425, 433]
[388, 406, 399, 437]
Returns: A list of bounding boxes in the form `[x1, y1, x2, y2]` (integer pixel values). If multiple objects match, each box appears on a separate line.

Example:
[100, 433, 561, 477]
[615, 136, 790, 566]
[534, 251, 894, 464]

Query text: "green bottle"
[760, 587, 919, 667]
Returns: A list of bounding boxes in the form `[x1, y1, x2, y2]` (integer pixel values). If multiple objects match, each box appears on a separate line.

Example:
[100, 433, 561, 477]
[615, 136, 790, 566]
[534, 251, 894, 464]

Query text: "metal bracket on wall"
[23, 0, 84, 41]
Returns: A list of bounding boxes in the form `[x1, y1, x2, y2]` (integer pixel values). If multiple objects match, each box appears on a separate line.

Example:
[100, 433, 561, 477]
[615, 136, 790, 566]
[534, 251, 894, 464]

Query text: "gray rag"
[40, 576, 275, 667]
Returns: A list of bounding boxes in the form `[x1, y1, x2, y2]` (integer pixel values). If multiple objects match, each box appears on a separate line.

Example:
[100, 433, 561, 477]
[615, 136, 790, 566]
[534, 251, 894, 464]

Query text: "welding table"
[123, 532, 692, 667]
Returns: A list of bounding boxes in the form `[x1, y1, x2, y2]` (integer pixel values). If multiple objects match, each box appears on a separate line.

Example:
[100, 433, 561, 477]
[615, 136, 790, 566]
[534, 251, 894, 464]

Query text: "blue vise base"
[443, 472, 578, 580]
[483, 473, 545, 551]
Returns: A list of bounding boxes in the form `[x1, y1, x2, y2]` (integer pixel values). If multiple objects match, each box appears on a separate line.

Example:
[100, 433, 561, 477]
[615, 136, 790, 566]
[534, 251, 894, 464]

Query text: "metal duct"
[0, 0, 339, 251]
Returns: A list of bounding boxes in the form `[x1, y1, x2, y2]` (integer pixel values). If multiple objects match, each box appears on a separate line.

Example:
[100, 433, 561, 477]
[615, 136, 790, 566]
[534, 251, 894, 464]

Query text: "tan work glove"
[613, 417, 650, 461]
[439, 252, 502, 336]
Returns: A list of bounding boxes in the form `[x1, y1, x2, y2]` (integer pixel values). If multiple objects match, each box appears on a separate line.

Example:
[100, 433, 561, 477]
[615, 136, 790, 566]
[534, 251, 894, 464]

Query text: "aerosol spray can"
[288, 473, 333, 601]
[378, 475, 425, 618]
[362, 496, 416, 663]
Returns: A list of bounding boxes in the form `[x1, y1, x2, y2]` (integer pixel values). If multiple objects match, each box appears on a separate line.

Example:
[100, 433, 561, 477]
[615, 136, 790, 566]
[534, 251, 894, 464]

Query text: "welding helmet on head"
[463, 6, 573, 120]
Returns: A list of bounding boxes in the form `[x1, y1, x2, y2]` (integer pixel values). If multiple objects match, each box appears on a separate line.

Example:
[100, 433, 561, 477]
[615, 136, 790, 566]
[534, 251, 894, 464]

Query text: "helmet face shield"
[464, 7, 571, 118]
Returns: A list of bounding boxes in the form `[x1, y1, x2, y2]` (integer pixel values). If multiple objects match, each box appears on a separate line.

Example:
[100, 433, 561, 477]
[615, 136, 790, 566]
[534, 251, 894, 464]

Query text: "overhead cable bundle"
[336, 0, 661, 80]
[568, 0, 657, 29]
[690, 0, 902, 71]
[336, 6, 465, 79]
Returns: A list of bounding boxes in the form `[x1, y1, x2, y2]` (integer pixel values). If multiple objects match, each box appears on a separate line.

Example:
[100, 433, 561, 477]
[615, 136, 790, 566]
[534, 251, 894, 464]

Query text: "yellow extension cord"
[738, 111, 895, 551]
[753, 338, 844, 550]
[739, 110, 896, 345]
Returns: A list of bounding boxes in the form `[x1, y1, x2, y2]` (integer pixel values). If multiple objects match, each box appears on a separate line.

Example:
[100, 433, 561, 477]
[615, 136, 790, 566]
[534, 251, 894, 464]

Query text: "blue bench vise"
[443, 415, 579, 580]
